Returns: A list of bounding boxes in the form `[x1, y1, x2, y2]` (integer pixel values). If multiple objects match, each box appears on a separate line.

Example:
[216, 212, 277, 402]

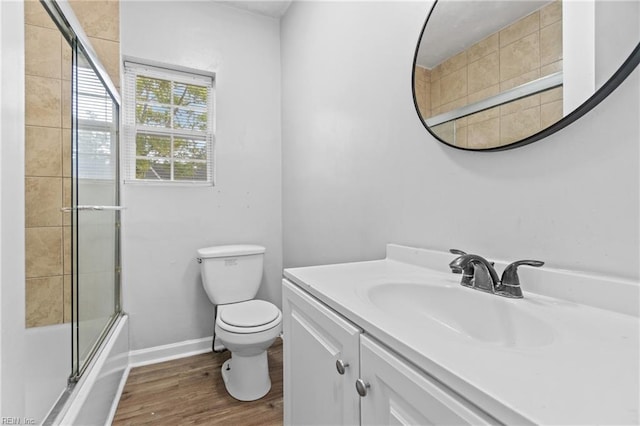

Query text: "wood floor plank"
[113, 339, 283, 425]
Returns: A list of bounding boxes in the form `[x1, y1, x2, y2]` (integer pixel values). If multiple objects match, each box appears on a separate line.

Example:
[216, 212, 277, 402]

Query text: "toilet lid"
[219, 300, 280, 328]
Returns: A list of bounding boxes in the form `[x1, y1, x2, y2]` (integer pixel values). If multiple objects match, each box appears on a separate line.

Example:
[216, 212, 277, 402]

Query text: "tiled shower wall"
[415, 0, 563, 149]
[414, 66, 431, 120]
[24, 0, 120, 328]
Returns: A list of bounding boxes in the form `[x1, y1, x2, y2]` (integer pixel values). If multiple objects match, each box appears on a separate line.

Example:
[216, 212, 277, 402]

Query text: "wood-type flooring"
[112, 339, 283, 425]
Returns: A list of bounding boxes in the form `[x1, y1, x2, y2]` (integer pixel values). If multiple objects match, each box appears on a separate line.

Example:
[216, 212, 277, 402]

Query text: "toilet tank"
[197, 244, 266, 305]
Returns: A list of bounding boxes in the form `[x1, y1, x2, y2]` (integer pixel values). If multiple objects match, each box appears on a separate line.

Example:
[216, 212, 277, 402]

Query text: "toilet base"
[220, 351, 271, 401]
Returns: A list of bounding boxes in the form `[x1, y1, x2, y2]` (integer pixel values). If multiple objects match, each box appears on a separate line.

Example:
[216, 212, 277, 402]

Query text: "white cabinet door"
[283, 279, 362, 426]
[360, 335, 494, 426]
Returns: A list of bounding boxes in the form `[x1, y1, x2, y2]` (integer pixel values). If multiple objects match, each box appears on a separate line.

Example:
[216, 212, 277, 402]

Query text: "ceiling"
[217, 1, 553, 64]
[416, 0, 553, 69]
[218, 0, 293, 18]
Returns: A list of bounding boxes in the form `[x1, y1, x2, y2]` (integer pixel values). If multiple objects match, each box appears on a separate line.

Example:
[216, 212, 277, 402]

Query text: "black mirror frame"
[412, 0, 640, 152]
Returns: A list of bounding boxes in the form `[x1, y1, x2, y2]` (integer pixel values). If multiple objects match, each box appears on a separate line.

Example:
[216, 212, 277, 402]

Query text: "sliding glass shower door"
[71, 43, 122, 379]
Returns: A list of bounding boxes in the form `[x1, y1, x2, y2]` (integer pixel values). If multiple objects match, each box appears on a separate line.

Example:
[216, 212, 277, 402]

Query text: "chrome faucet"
[449, 249, 543, 298]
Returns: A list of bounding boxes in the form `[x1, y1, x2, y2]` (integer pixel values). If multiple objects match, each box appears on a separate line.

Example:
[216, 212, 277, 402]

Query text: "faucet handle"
[448, 249, 467, 274]
[495, 260, 543, 298]
[449, 249, 495, 265]
[501, 260, 544, 286]
[449, 249, 467, 256]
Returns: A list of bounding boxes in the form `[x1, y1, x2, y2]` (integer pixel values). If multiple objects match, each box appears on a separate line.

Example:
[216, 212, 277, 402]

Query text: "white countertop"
[283, 245, 639, 425]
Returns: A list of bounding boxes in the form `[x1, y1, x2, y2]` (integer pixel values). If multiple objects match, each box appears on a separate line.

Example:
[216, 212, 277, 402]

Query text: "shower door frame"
[39, 0, 123, 384]
[70, 40, 122, 381]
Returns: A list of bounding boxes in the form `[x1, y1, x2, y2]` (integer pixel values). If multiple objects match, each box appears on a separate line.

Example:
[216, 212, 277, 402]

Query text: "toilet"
[197, 244, 282, 401]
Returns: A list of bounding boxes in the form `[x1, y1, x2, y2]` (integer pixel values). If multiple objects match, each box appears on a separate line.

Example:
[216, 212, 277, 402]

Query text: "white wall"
[121, 2, 282, 351]
[0, 0, 26, 417]
[281, 1, 639, 280]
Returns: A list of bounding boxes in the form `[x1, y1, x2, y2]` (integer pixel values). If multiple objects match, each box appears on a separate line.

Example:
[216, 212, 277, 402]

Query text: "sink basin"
[367, 282, 554, 348]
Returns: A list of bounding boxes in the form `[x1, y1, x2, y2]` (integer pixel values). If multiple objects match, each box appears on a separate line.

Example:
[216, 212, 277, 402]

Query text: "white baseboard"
[128, 336, 214, 368]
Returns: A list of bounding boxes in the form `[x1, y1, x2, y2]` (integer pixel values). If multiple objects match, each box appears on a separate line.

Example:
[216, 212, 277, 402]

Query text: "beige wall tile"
[63, 129, 72, 177]
[500, 32, 540, 82]
[500, 94, 540, 116]
[25, 126, 62, 177]
[64, 226, 71, 275]
[430, 78, 441, 110]
[500, 69, 540, 92]
[468, 51, 499, 95]
[64, 275, 72, 323]
[431, 121, 455, 144]
[500, 107, 541, 145]
[415, 70, 431, 118]
[62, 80, 71, 129]
[90, 37, 121, 90]
[541, 100, 563, 128]
[500, 12, 539, 48]
[439, 97, 469, 118]
[467, 117, 500, 149]
[25, 76, 61, 128]
[26, 276, 64, 327]
[440, 50, 467, 77]
[417, 97, 430, 120]
[25, 25, 62, 79]
[440, 67, 467, 105]
[415, 78, 425, 97]
[431, 64, 442, 81]
[25, 0, 57, 29]
[468, 33, 499, 63]
[540, 20, 562, 66]
[467, 84, 500, 104]
[541, 60, 562, 77]
[69, 0, 120, 42]
[62, 41, 72, 81]
[26, 227, 63, 278]
[540, 1, 562, 28]
[25, 177, 63, 227]
[541, 86, 563, 104]
[421, 106, 431, 119]
[454, 122, 468, 148]
[63, 178, 72, 226]
[25, 0, 120, 328]
[467, 106, 500, 125]
[415, 66, 430, 83]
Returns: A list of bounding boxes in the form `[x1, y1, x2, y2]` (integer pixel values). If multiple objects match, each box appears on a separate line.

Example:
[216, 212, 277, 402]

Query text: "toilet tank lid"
[197, 244, 265, 259]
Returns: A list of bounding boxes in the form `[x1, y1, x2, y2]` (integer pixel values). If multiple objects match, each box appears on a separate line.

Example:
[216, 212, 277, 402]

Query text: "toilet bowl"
[196, 244, 282, 401]
[215, 300, 282, 401]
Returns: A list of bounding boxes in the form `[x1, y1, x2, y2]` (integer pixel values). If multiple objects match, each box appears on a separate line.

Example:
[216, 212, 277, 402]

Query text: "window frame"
[123, 60, 216, 185]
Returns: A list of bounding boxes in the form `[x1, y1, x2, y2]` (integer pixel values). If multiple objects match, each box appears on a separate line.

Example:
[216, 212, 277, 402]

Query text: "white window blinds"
[76, 64, 117, 180]
[123, 61, 215, 184]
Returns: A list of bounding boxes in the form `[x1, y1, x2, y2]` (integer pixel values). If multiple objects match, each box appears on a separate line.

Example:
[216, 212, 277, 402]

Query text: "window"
[123, 61, 215, 184]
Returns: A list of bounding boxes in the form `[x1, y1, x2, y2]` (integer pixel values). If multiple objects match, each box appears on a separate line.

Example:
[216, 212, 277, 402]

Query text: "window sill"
[123, 179, 214, 187]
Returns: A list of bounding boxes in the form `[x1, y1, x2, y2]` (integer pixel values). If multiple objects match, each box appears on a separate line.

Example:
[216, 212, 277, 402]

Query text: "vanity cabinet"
[283, 279, 494, 426]
[359, 335, 492, 425]
[282, 279, 361, 425]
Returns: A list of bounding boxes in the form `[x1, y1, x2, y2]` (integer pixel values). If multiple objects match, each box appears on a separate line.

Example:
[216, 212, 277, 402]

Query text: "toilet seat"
[217, 300, 282, 334]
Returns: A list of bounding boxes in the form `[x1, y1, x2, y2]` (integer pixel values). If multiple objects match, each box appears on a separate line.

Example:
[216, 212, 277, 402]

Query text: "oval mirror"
[413, 0, 640, 151]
